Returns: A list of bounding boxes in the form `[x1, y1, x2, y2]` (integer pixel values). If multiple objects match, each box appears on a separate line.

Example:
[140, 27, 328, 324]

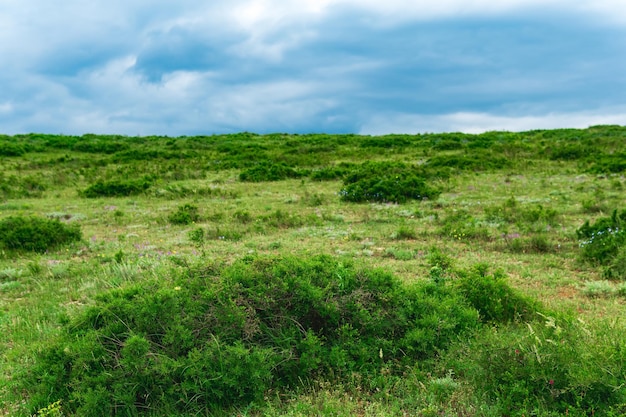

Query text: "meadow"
[0, 127, 625, 416]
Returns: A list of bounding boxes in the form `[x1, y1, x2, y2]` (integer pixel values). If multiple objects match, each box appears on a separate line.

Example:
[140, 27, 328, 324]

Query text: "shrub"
[0, 141, 27, 156]
[168, 204, 200, 225]
[456, 264, 538, 323]
[19, 255, 480, 416]
[0, 215, 81, 253]
[577, 209, 626, 266]
[339, 162, 440, 204]
[239, 161, 303, 182]
[80, 178, 152, 198]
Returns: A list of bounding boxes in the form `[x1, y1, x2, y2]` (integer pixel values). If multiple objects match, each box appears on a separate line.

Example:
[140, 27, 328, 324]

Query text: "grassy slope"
[0, 128, 625, 415]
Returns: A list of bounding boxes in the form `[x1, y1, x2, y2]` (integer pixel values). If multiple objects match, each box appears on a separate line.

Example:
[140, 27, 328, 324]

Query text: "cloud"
[359, 109, 626, 135]
[1, 1, 626, 135]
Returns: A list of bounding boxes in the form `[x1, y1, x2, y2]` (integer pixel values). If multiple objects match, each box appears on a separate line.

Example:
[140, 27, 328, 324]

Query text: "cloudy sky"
[2, 0, 626, 136]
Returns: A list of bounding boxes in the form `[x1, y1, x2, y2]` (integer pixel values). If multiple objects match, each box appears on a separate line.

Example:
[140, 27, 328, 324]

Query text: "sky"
[1, 0, 626, 136]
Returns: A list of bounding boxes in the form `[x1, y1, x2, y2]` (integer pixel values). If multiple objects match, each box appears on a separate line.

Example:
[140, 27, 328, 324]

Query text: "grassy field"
[0, 128, 625, 416]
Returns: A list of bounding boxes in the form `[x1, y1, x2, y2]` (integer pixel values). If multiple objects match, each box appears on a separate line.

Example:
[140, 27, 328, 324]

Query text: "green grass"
[1, 128, 626, 416]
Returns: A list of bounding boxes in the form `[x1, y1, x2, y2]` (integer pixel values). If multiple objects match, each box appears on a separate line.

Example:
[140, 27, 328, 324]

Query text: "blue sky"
[1, 0, 626, 135]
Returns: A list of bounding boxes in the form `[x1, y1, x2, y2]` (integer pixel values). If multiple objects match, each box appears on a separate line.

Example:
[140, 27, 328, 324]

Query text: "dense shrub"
[239, 161, 304, 182]
[20, 255, 481, 416]
[577, 209, 626, 266]
[0, 141, 27, 156]
[0, 215, 81, 253]
[80, 178, 152, 198]
[588, 153, 626, 173]
[485, 198, 559, 229]
[168, 204, 200, 225]
[456, 264, 538, 323]
[339, 162, 440, 204]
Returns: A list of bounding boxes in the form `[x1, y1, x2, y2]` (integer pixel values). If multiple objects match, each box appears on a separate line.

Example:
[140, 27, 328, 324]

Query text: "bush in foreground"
[0, 215, 81, 253]
[20, 255, 480, 416]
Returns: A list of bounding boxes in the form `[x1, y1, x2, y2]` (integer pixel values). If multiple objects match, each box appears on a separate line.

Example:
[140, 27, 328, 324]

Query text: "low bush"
[0, 141, 28, 156]
[339, 162, 440, 204]
[80, 178, 152, 198]
[446, 317, 626, 415]
[19, 255, 481, 416]
[456, 264, 538, 323]
[168, 204, 200, 225]
[577, 209, 626, 267]
[239, 161, 304, 182]
[0, 215, 81, 253]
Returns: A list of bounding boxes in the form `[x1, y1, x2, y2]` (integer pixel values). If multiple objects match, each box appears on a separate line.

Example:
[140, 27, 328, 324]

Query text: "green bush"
[0, 215, 81, 253]
[456, 264, 538, 323]
[19, 255, 480, 416]
[239, 161, 304, 182]
[80, 178, 152, 198]
[577, 209, 626, 266]
[339, 162, 440, 204]
[168, 204, 200, 225]
[0, 141, 27, 156]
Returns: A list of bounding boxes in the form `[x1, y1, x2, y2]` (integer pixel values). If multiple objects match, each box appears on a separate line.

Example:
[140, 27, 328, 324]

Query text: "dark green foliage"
[239, 161, 304, 182]
[588, 153, 626, 173]
[167, 204, 200, 225]
[456, 264, 538, 323]
[0, 215, 81, 253]
[577, 209, 626, 266]
[339, 162, 440, 204]
[0, 141, 28, 156]
[80, 178, 152, 198]
[21, 255, 481, 416]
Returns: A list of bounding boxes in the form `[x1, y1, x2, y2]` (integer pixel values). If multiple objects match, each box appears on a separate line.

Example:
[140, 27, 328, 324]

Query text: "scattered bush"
[19, 255, 481, 416]
[0, 215, 81, 253]
[239, 161, 304, 182]
[80, 178, 152, 198]
[168, 204, 200, 225]
[339, 162, 440, 204]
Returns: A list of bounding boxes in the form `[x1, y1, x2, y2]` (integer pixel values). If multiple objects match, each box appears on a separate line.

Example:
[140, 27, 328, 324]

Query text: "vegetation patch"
[339, 162, 440, 204]
[239, 161, 304, 182]
[0, 215, 81, 253]
[80, 178, 152, 198]
[18, 255, 482, 416]
[577, 209, 626, 278]
[167, 204, 200, 225]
